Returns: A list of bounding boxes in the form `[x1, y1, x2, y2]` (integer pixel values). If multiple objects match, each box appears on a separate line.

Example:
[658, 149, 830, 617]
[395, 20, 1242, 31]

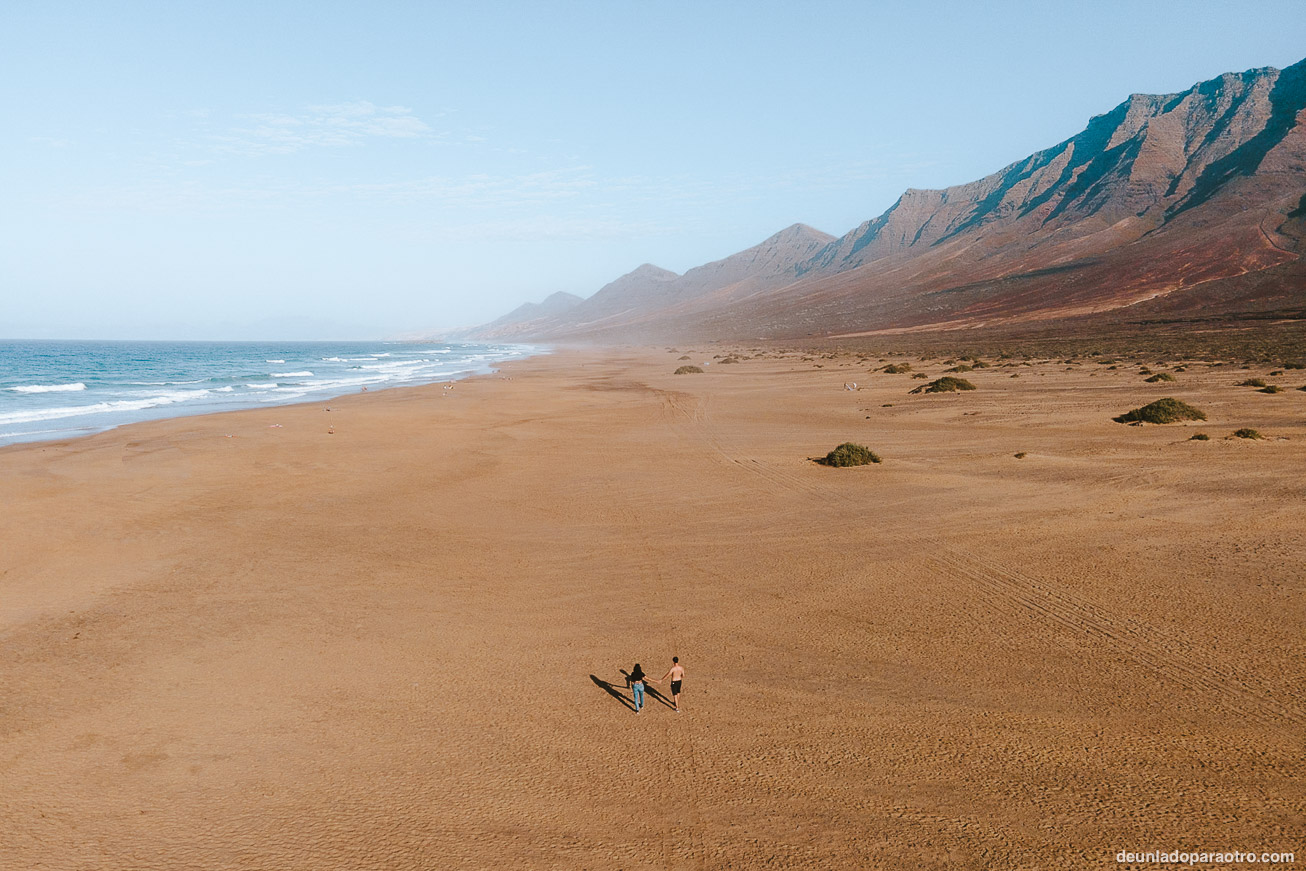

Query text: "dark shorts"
[670, 680, 682, 695]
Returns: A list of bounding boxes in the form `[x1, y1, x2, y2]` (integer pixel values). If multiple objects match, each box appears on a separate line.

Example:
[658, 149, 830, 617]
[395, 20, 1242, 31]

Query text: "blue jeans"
[632, 681, 644, 711]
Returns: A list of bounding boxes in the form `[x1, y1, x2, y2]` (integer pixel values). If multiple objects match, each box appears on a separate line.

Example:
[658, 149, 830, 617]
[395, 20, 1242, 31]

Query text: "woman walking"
[627, 663, 647, 714]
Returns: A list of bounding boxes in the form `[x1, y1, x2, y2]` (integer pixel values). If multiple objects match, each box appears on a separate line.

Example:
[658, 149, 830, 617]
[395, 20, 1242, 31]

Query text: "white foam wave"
[321, 357, 348, 362]
[272, 371, 313, 378]
[0, 390, 212, 426]
[266, 359, 285, 363]
[7, 382, 87, 393]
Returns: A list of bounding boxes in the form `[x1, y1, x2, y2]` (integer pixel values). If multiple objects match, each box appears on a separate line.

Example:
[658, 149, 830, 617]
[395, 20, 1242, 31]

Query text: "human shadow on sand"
[590, 675, 637, 711]
[618, 670, 676, 710]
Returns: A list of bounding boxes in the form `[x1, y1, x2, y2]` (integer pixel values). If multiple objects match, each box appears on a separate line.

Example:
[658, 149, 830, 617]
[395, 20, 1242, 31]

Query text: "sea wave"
[7, 382, 87, 393]
[0, 390, 212, 426]
[0, 341, 542, 446]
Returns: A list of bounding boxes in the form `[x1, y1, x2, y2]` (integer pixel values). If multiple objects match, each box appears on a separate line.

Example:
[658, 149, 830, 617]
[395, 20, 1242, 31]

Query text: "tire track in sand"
[655, 384, 1302, 731]
[925, 543, 1302, 729]
[599, 412, 708, 870]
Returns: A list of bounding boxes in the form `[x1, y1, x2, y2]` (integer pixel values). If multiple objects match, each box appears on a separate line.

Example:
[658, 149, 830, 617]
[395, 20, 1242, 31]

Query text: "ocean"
[0, 339, 538, 447]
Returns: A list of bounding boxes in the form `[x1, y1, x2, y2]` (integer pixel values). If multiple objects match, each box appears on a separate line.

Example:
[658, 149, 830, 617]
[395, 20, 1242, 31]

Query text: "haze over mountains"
[464, 58, 1306, 342]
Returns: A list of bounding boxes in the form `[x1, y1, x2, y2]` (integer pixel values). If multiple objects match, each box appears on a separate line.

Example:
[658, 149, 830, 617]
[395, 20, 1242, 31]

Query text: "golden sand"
[1, 348, 1302, 869]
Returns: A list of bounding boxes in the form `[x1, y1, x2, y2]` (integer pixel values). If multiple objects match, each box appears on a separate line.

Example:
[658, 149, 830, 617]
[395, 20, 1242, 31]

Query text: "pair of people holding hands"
[625, 657, 684, 714]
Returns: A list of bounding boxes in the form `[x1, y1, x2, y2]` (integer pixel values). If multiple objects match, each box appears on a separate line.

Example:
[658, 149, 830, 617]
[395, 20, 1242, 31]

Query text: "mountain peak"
[627, 263, 679, 281]
[767, 223, 834, 243]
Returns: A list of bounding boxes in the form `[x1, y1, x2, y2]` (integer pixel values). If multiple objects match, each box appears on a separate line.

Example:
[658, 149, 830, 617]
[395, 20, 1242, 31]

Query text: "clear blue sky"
[3, 1, 1303, 339]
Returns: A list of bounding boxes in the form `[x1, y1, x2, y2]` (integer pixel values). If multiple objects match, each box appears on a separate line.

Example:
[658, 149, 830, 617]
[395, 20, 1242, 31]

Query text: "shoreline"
[2, 345, 1301, 868]
[0, 340, 548, 451]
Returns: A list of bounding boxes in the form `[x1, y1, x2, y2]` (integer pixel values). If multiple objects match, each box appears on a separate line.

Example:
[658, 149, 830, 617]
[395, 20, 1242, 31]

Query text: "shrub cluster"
[1145, 372, 1175, 383]
[1112, 397, 1206, 424]
[673, 365, 703, 375]
[1232, 428, 1263, 440]
[1238, 378, 1267, 388]
[816, 443, 881, 467]
[881, 362, 912, 374]
[910, 376, 977, 394]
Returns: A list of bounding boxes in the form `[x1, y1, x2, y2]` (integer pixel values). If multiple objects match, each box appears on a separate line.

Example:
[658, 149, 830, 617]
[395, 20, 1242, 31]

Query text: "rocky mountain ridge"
[465, 58, 1306, 342]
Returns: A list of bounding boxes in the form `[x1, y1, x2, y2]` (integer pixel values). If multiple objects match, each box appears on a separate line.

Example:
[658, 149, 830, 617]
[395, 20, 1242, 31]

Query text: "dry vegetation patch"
[815, 443, 881, 467]
[910, 376, 977, 395]
[1112, 398, 1206, 424]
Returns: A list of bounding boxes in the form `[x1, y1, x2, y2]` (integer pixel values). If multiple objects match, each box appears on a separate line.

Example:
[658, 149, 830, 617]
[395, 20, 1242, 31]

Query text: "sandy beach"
[1, 346, 1302, 870]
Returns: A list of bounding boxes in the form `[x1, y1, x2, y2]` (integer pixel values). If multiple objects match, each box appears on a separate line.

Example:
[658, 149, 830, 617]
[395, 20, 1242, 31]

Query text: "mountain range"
[463, 58, 1306, 343]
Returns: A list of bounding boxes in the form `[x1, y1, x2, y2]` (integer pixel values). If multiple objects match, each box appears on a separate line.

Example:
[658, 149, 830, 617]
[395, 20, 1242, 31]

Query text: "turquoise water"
[0, 340, 537, 446]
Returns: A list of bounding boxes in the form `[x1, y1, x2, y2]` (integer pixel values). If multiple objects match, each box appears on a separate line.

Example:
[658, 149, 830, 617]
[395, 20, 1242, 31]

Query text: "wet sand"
[1, 347, 1302, 869]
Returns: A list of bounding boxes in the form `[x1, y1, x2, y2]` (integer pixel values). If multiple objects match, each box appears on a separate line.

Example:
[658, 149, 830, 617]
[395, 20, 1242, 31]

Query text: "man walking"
[652, 656, 685, 712]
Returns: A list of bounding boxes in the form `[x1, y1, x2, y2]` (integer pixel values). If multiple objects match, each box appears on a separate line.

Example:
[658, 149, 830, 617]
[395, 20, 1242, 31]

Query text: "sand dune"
[1, 349, 1302, 869]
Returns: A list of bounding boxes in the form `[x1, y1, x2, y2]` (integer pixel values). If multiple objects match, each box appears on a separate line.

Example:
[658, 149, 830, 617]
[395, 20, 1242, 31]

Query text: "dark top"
[629, 666, 645, 683]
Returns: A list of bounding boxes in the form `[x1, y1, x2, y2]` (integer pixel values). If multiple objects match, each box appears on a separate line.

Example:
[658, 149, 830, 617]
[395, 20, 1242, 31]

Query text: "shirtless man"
[651, 656, 685, 712]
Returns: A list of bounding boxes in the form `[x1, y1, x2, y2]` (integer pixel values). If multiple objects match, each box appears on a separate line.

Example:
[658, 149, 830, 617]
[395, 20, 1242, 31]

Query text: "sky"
[2, 1, 1304, 340]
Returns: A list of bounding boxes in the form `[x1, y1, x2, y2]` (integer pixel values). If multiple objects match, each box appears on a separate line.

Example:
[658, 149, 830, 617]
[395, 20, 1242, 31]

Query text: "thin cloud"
[29, 136, 71, 149]
[335, 167, 597, 208]
[213, 101, 436, 156]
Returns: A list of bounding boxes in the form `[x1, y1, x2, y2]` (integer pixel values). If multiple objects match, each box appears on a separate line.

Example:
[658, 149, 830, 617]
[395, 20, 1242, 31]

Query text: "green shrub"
[674, 365, 703, 375]
[1189, 433, 1210, 441]
[1283, 362, 1304, 370]
[881, 362, 912, 374]
[1113, 397, 1206, 424]
[816, 443, 881, 467]
[677, 355, 691, 360]
[1238, 378, 1267, 387]
[1014, 451, 1027, 459]
[945, 364, 973, 373]
[1145, 372, 1176, 382]
[911, 372, 928, 379]
[910, 376, 977, 395]
[1259, 385, 1283, 394]
[1232, 428, 1263, 440]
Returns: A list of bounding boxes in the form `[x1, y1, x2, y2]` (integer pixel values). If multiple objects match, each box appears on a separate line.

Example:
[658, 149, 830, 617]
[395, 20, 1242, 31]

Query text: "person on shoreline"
[626, 663, 647, 713]
[651, 656, 684, 712]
